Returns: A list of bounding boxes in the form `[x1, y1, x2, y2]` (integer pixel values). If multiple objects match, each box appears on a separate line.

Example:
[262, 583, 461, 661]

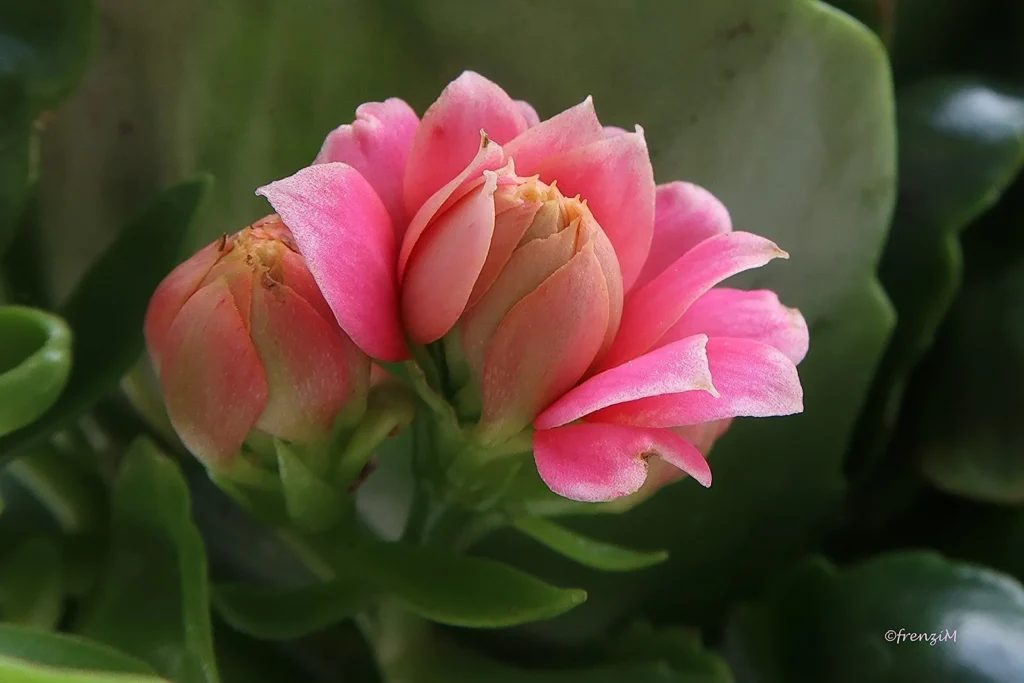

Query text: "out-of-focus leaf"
[0, 656, 168, 683]
[512, 516, 667, 572]
[0, 537, 63, 628]
[0, 306, 71, 438]
[0, 77, 31, 259]
[4, 442, 106, 533]
[826, 0, 893, 43]
[213, 579, 378, 641]
[77, 438, 219, 683]
[0, 624, 156, 674]
[0, 177, 209, 458]
[725, 552, 1024, 683]
[848, 78, 1024, 478]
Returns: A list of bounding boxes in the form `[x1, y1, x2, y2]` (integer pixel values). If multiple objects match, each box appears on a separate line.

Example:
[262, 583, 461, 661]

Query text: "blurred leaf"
[213, 579, 378, 641]
[4, 442, 107, 533]
[0, 306, 71, 437]
[848, 78, 1024, 478]
[0, 77, 31, 259]
[826, 0, 893, 43]
[0, 656, 167, 683]
[77, 438, 219, 683]
[212, 621, 327, 683]
[0, 624, 156, 674]
[0, 177, 209, 458]
[512, 516, 667, 572]
[437, 0, 896, 639]
[726, 552, 1024, 683]
[311, 532, 586, 628]
[0, 537, 63, 628]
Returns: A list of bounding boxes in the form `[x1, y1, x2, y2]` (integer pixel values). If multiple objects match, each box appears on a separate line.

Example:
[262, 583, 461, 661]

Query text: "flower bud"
[145, 215, 370, 468]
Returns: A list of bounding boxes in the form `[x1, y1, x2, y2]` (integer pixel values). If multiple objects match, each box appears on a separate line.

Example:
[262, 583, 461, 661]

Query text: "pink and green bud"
[145, 215, 370, 469]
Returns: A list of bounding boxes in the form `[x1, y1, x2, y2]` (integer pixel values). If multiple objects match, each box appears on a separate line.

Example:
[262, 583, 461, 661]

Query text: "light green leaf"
[0, 177, 209, 458]
[77, 438, 219, 683]
[275, 439, 346, 533]
[0, 536, 63, 628]
[0, 624, 156, 675]
[0, 306, 71, 437]
[0, 656, 168, 683]
[214, 579, 378, 640]
[512, 516, 667, 572]
[726, 552, 1024, 683]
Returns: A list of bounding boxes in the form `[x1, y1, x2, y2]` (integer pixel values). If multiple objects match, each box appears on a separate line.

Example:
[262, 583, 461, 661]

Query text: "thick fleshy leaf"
[726, 553, 1024, 683]
[0, 178, 209, 458]
[661, 288, 809, 364]
[0, 537, 63, 628]
[159, 279, 267, 466]
[257, 162, 405, 361]
[531, 128, 655, 291]
[0, 624, 157, 676]
[0, 657, 168, 683]
[594, 338, 803, 428]
[403, 71, 528, 214]
[478, 244, 610, 443]
[512, 516, 668, 572]
[77, 440, 218, 683]
[534, 334, 714, 430]
[634, 182, 733, 290]
[0, 307, 71, 438]
[213, 579, 379, 640]
[315, 98, 419, 235]
[602, 232, 788, 370]
[534, 423, 711, 502]
[402, 175, 497, 343]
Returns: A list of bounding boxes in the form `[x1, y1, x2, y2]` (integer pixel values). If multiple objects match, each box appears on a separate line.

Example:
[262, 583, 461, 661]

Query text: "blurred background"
[3, 0, 1024, 681]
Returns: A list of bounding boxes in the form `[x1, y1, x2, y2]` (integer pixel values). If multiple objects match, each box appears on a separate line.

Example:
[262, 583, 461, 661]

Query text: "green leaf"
[0, 624, 156, 674]
[312, 533, 586, 628]
[826, 0, 893, 43]
[0, 306, 72, 437]
[77, 438, 219, 683]
[0, 177, 209, 458]
[848, 78, 1024, 478]
[726, 552, 1024, 683]
[512, 516, 667, 572]
[0, 0, 96, 108]
[275, 439, 346, 533]
[0, 77, 31, 259]
[213, 579, 378, 640]
[0, 537, 63, 628]
[4, 442, 107, 533]
[429, 0, 896, 640]
[0, 656, 167, 683]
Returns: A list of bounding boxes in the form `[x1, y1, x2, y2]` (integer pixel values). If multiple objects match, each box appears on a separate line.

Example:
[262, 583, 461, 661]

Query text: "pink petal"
[466, 199, 541, 309]
[315, 98, 420, 240]
[251, 279, 370, 442]
[593, 338, 804, 428]
[516, 100, 541, 128]
[460, 222, 580, 379]
[603, 125, 628, 137]
[674, 419, 733, 456]
[257, 163, 406, 362]
[531, 127, 655, 292]
[634, 182, 733, 290]
[477, 243, 610, 444]
[534, 334, 714, 430]
[660, 288, 809, 364]
[600, 232, 788, 370]
[398, 138, 507, 277]
[533, 423, 711, 502]
[503, 97, 605, 172]
[402, 175, 498, 344]
[145, 240, 223, 370]
[160, 279, 268, 467]
[403, 72, 529, 216]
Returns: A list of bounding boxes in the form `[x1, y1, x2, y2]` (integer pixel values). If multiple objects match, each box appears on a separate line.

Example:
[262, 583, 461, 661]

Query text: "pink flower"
[256, 72, 808, 502]
[145, 215, 370, 468]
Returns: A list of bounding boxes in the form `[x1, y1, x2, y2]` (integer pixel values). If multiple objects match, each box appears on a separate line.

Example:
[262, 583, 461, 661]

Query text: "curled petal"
[251, 279, 370, 441]
[534, 423, 711, 502]
[534, 334, 714, 430]
[466, 200, 541, 309]
[145, 240, 223, 370]
[661, 288, 809, 364]
[159, 279, 268, 467]
[634, 182, 733, 290]
[402, 175, 498, 344]
[477, 244, 610, 444]
[503, 97, 605, 172]
[593, 338, 804, 428]
[601, 232, 788, 369]
[516, 99, 541, 127]
[531, 127, 655, 291]
[257, 163, 406, 362]
[403, 71, 528, 215]
[315, 98, 420, 239]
